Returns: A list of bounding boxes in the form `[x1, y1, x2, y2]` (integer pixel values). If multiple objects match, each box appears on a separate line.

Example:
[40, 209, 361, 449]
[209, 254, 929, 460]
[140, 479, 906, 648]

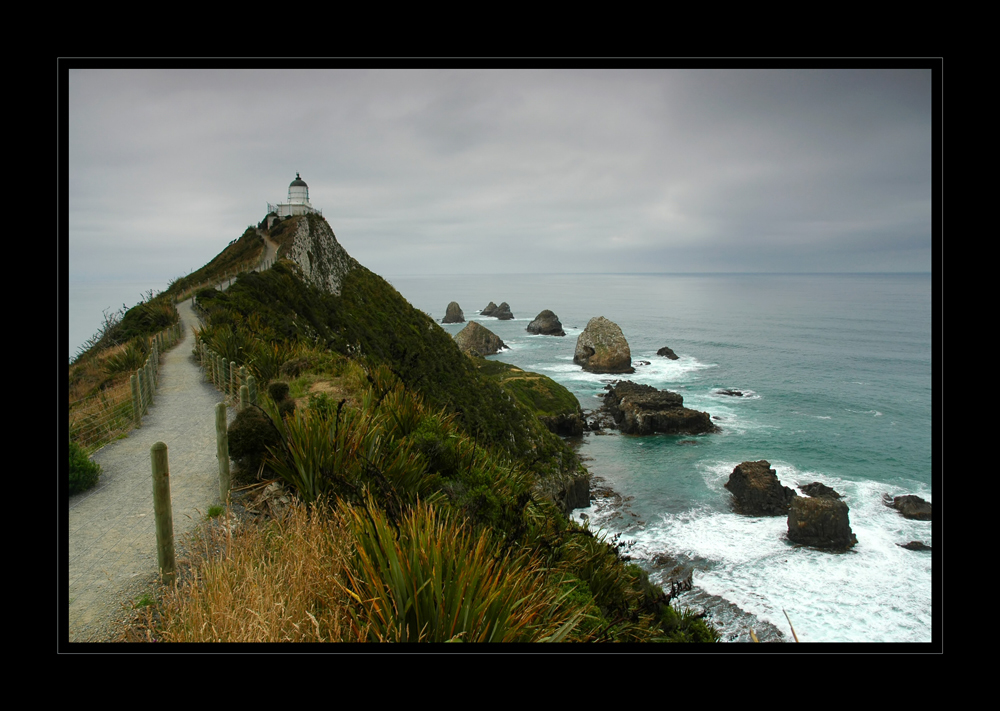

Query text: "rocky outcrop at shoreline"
[601, 381, 718, 436]
[574, 316, 633, 374]
[657, 346, 679, 360]
[533, 470, 591, 517]
[526, 310, 566, 336]
[480, 301, 498, 317]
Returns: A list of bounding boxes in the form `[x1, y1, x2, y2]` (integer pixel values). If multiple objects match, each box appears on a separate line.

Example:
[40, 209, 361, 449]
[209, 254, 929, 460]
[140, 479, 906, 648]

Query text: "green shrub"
[268, 382, 290, 402]
[119, 297, 178, 341]
[227, 406, 282, 484]
[657, 603, 719, 643]
[69, 440, 101, 495]
[307, 392, 338, 420]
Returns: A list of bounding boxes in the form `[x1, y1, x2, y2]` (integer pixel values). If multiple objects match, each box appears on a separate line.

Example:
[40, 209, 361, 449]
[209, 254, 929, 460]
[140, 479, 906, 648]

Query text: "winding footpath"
[67, 298, 231, 642]
[67, 232, 280, 643]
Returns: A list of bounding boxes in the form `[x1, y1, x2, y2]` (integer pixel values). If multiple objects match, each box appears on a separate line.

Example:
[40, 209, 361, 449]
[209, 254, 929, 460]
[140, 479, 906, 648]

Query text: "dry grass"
[143, 501, 359, 643]
[68, 378, 134, 453]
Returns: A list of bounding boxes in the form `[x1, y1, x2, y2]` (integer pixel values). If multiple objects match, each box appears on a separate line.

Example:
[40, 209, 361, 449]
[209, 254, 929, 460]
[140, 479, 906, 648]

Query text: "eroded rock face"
[574, 316, 633, 374]
[725, 460, 797, 516]
[602, 381, 717, 435]
[539, 412, 585, 437]
[453, 321, 507, 356]
[283, 213, 360, 296]
[526, 310, 566, 336]
[480, 301, 499, 317]
[494, 302, 514, 320]
[882, 494, 932, 521]
[442, 302, 465, 324]
[534, 471, 591, 517]
[787, 496, 857, 549]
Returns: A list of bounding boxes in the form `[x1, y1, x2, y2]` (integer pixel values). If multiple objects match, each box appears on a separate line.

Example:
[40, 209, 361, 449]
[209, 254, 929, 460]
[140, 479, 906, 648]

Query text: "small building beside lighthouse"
[267, 173, 322, 220]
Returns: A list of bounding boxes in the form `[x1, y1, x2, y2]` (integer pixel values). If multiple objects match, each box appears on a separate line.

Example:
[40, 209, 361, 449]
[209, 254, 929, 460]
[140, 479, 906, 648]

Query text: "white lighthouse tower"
[268, 173, 322, 219]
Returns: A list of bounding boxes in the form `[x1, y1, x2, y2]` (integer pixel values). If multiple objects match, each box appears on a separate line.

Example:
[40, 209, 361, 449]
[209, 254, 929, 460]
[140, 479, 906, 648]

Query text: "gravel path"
[67, 298, 232, 643]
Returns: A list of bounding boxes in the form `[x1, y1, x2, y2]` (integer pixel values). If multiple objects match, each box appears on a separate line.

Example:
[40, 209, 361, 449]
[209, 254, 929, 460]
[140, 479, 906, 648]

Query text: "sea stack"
[453, 321, 508, 356]
[725, 460, 797, 516]
[442, 302, 465, 324]
[526, 310, 566, 336]
[573, 316, 633, 374]
[787, 496, 858, 549]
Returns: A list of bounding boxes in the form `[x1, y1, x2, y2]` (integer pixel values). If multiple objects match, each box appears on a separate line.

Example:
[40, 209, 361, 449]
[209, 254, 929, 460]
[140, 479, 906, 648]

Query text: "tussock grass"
[147, 502, 357, 643]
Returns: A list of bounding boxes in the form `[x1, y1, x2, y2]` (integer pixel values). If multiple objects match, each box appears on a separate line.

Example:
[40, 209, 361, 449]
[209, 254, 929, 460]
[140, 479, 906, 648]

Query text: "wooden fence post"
[216, 402, 230, 502]
[145, 359, 154, 407]
[150, 442, 176, 586]
[131, 374, 141, 427]
[137, 369, 147, 416]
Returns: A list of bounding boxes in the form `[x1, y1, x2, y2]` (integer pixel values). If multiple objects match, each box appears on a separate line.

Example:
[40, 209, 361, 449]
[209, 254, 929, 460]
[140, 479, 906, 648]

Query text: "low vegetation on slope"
[164, 227, 265, 301]
[102, 218, 717, 643]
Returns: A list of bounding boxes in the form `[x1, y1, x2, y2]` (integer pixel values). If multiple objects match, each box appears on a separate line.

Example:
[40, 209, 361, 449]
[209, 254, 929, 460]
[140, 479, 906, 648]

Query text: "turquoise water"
[388, 272, 934, 643]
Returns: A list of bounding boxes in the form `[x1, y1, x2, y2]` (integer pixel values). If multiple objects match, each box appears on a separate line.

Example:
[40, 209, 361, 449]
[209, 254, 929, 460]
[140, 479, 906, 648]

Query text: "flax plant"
[343, 501, 586, 643]
[263, 387, 441, 507]
[104, 337, 149, 376]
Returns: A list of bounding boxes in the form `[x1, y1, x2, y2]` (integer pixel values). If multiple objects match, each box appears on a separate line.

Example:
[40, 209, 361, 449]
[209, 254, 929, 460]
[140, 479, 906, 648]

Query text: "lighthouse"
[267, 173, 322, 219]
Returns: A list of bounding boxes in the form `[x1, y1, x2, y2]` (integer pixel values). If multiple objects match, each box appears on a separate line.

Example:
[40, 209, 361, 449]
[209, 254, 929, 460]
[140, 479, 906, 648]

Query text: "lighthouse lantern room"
[267, 173, 322, 220]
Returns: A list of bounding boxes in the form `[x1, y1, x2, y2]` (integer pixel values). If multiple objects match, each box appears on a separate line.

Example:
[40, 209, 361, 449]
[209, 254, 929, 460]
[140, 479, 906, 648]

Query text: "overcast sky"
[66, 66, 933, 287]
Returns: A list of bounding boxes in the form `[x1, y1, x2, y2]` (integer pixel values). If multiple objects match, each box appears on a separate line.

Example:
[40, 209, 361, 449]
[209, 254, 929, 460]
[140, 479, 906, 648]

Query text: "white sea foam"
[632, 490, 931, 643]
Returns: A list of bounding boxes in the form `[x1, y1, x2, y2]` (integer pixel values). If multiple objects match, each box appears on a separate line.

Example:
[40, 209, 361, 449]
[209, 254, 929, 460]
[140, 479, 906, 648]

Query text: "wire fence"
[194, 339, 259, 411]
[68, 323, 184, 455]
[69, 233, 276, 454]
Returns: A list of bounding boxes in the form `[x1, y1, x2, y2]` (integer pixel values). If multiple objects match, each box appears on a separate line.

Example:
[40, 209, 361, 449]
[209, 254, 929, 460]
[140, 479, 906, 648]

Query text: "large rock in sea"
[494, 302, 514, 320]
[453, 321, 507, 356]
[526, 310, 566, 336]
[657, 346, 679, 360]
[442, 301, 465, 324]
[882, 494, 932, 520]
[573, 316, 634, 374]
[480, 301, 499, 317]
[602, 381, 717, 435]
[787, 496, 858, 549]
[725, 460, 797, 516]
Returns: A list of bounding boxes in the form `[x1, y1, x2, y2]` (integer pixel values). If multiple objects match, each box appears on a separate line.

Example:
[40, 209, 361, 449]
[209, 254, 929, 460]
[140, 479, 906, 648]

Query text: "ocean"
[385, 272, 934, 644]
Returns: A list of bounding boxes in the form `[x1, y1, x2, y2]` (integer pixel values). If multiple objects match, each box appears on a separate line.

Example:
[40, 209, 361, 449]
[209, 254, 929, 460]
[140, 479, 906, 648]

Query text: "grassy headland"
[88, 214, 718, 643]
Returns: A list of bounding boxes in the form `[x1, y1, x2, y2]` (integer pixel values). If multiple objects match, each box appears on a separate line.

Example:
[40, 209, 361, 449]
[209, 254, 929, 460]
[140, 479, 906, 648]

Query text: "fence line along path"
[68, 297, 232, 643]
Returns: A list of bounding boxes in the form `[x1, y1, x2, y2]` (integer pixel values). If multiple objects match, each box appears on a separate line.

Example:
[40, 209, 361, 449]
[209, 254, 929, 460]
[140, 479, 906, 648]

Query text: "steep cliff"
[274, 213, 359, 296]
